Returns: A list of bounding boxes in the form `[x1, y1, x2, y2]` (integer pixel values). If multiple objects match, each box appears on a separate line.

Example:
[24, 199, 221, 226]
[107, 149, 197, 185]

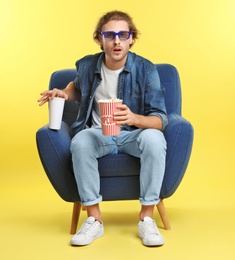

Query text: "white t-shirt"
[92, 62, 123, 128]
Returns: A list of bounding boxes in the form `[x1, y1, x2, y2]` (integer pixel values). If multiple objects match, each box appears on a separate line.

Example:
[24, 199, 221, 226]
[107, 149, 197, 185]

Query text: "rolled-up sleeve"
[145, 67, 168, 130]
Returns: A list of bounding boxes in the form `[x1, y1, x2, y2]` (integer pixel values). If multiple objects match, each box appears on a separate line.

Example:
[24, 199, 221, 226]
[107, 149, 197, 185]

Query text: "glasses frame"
[101, 31, 132, 41]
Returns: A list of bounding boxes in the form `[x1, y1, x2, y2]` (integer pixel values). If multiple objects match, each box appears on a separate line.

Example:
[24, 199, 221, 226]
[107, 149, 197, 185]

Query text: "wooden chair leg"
[70, 201, 170, 234]
[156, 199, 171, 230]
[70, 202, 82, 234]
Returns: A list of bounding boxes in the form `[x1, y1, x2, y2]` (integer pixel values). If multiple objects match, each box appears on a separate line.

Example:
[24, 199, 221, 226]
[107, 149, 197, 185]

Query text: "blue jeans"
[70, 128, 166, 206]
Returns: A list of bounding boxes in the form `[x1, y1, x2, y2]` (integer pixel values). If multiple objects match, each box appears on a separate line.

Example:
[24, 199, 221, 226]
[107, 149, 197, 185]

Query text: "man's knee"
[138, 129, 166, 153]
[71, 129, 94, 153]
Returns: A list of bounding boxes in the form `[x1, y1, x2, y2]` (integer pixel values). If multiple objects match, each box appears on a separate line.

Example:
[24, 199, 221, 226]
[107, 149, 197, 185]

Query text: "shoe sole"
[139, 234, 164, 247]
[70, 230, 104, 246]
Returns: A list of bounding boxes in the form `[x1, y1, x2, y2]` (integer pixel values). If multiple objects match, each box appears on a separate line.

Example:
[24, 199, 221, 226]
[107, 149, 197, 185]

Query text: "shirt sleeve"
[145, 66, 168, 130]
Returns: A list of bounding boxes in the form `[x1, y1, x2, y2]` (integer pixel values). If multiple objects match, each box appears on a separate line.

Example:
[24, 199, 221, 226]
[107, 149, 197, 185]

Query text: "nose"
[114, 35, 120, 44]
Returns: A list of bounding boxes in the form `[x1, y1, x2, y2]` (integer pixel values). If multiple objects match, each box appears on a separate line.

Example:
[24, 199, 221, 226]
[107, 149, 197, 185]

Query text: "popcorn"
[98, 98, 122, 103]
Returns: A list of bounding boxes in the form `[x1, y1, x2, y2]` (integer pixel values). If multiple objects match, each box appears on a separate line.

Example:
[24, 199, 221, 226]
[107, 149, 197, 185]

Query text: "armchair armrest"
[161, 113, 194, 198]
[36, 121, 79, 202]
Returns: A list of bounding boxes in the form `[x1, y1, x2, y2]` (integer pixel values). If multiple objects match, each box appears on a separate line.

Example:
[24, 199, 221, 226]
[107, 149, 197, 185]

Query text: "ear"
[130, 34, 133, 44]
[129, 34, 133, 45]
[98, 34, 103, 48]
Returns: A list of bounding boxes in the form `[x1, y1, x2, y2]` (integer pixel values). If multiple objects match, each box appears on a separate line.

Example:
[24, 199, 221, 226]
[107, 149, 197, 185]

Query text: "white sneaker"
[138, 217, 164, 246]
[70, 217, 104, 246]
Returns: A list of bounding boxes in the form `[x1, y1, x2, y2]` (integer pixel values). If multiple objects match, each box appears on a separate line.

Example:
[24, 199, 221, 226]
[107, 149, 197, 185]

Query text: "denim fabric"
[71, 52, 168, 135]
[70, 128, 166, 206]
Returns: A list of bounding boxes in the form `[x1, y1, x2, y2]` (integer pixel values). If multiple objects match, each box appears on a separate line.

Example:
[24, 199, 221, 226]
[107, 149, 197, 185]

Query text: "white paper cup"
[98, 99, 122, 136]
[48, 97, 65, 130]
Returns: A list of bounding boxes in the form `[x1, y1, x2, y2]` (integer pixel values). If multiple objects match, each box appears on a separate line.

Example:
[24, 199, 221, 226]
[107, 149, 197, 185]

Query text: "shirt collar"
[95, 51, 134, 75]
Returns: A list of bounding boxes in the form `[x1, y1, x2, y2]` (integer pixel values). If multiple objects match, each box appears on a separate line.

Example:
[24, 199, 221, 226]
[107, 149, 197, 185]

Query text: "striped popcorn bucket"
[98, 99, 122, 136]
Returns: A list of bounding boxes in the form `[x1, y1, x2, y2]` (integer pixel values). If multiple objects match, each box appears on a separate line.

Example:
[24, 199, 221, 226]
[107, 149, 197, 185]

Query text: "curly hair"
[93, 10, 140, 49]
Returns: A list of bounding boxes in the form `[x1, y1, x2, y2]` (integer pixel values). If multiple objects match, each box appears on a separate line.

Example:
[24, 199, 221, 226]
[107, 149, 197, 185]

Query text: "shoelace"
[142, 220, 159, 235]
[78, 219, 98, 236]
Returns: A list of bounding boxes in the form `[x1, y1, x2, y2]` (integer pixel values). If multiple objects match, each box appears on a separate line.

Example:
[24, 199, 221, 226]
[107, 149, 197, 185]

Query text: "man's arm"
[114, 104, 163, 131]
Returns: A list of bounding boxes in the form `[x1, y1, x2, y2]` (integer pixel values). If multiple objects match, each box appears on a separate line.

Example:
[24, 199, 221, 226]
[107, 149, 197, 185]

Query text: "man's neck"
[104, 56, 127, 70]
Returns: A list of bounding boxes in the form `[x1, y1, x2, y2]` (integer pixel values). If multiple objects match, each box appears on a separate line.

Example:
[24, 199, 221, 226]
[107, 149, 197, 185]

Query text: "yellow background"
[1, 0, 235, 259]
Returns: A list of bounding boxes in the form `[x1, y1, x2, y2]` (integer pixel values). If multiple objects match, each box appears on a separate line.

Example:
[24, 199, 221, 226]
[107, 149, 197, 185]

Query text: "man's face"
[99, 20, 133, 70]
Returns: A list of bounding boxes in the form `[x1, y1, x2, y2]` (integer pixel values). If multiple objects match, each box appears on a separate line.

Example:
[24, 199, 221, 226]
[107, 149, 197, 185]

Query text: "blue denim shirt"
[71, 51, 168, 134]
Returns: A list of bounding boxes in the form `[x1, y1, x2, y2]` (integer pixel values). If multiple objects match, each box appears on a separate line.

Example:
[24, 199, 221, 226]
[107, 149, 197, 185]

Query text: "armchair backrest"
[49, 64, 182, 126]
[155, 64, 182, 115]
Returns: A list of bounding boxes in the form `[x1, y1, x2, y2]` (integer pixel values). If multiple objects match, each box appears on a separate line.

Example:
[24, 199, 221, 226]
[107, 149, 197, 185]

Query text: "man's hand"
[38, 88, 68, 106]
[114, 104, 138, 126]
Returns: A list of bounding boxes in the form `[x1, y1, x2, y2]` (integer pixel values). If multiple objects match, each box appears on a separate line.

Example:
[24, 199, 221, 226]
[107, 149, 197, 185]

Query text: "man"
[38, 10, 168, 247]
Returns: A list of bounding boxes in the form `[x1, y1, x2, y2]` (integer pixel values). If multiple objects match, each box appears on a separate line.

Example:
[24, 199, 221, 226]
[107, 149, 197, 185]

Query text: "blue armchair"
[36, 64, 193, 234]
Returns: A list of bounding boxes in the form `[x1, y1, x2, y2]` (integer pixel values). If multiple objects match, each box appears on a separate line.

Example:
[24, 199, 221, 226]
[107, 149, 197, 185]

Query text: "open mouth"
[113, 47, 122, 54]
